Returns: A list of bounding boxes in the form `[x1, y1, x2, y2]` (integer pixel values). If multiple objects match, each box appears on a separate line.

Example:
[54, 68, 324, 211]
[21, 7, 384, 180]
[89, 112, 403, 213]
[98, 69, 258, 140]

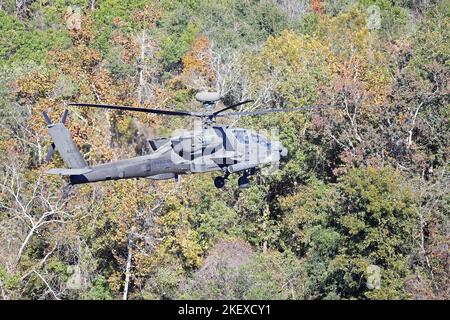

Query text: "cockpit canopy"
[232, 129, 271, 149]
[232, 129, 249, 144]
[251, 132, 272, 149]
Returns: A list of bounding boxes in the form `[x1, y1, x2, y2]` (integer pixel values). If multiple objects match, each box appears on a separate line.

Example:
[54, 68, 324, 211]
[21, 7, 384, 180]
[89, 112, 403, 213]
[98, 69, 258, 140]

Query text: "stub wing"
[46, 168, 92, 176]
[210, 150, 243, 164]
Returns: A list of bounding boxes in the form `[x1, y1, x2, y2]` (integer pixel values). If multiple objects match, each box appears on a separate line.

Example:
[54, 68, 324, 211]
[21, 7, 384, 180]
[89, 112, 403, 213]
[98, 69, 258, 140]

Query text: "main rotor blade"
[68, 103, 204, 117]
[216, 105, 339, 117]
[212, 99, 254, 116]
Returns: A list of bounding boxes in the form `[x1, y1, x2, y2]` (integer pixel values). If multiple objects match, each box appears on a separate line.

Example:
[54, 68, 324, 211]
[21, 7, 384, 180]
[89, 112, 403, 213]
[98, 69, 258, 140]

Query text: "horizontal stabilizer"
[46, 168, 92, 176]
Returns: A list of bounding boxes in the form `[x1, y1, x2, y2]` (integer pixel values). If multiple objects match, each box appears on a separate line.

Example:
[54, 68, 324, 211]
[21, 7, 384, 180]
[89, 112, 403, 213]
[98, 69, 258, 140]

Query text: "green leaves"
[81, 276, 115, 300]
[178, 240, 303, 299]
[159, 22, 198, 67]
[277, 166, 421, 299]
[0, 11, 71, 67]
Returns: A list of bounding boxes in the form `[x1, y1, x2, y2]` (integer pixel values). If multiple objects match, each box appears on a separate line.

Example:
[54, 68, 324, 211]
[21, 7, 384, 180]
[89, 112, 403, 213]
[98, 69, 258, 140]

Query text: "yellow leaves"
[354, 28, 370, 51]
[114, 116, 133, 141]
[363, 65, 391, 104]
[248, 9, 392, 109]
[279, 193, 318, 226]
[15, 71, 52, 102]
[339, 215, 366, 236]
[108, 271, 122, 293]
[314, 7, 392, 106]
[0, 135, 12, 157]
[155, 202, 205, 269]
[177, 228, 203, 268]
[262, 30, 334, 74]
[318, 6, 367, 48]
[318, 7, 382, 71]
[248, 30, 336, 106]
[132, 250, 156, 276]
[329, 47, 391, 107]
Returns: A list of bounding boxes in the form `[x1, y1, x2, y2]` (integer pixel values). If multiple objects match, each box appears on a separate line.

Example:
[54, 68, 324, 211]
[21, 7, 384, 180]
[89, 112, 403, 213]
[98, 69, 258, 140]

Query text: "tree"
[178, 239, 304, 299]
[0, 159, 77, 299]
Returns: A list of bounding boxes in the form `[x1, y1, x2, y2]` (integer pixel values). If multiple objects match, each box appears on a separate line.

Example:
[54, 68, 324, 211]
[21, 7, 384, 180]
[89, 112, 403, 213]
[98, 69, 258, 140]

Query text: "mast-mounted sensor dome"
[195, 91, 221, 104]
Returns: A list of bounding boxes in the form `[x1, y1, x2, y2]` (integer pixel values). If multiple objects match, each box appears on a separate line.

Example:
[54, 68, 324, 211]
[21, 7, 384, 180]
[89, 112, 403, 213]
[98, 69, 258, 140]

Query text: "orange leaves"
[13, 72, 58, 134]
[113, 16, 125, 28]
[48, 44, 101, 76]
[88, 68, 115, 101]
[65, 13, 94, 44]
[182, 36, 211, 73]
[132, 4, 162, 29]
[310, 0, 324, 15]
[181, 36, 215, 84]
[66, 14, 95, 45]
[111, 31, 139, 65]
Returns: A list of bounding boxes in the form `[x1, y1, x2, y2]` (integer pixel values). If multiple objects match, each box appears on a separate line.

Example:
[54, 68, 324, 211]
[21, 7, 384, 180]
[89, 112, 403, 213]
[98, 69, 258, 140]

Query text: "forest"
[0, 0, 448, 300]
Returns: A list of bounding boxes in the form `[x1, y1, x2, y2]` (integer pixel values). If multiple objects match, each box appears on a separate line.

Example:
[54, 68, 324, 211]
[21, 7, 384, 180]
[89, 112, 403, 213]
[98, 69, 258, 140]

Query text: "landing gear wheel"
[238, 176, 250, 189]
[214, 176, 225, 189]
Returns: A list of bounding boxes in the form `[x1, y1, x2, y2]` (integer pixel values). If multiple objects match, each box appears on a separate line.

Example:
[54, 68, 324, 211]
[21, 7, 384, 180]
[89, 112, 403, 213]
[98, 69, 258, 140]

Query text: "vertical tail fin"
[43, 110, 87, 169]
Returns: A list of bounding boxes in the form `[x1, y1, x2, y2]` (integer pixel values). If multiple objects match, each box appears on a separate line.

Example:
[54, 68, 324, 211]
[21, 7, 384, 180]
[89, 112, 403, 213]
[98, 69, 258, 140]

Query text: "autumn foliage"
[0, 0, 448, 300]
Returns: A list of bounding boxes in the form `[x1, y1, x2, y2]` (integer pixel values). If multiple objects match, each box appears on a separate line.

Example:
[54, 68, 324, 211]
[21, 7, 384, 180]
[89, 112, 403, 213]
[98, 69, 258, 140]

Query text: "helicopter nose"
[280, 147, 288, 158]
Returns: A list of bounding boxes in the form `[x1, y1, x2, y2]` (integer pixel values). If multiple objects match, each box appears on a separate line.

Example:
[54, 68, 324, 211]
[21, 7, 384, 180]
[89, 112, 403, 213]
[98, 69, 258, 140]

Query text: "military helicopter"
[43, 92, 327, 189]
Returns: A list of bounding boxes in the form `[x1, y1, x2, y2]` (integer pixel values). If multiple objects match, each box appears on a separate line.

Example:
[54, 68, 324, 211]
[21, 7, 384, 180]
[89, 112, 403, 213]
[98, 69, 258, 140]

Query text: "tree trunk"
[262, 204, 269, 253]
[122, 239, 133, 300]
[138, 31, 146, 105]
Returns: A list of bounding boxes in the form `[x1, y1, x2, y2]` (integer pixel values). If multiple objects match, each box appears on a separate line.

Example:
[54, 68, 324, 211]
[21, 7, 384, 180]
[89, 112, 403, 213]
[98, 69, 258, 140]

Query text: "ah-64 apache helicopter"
[43, 92, 330, 189]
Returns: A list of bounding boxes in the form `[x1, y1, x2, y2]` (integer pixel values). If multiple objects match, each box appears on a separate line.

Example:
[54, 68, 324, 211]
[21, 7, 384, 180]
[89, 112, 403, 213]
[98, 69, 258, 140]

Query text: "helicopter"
[43, 92, 330, 189]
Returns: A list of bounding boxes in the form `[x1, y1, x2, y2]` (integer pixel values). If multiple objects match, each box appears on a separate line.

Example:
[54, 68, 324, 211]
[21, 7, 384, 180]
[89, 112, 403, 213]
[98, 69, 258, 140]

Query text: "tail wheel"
[214, 176, 225, 189]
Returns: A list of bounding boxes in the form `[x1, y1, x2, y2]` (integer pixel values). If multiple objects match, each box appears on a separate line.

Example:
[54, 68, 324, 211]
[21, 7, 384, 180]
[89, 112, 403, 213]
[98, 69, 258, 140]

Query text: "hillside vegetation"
[0, 0, 448, 299]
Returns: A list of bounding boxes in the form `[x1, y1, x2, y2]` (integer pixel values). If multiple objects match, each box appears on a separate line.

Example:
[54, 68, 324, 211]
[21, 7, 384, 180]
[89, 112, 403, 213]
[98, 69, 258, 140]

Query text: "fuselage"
[69, 126, 287, 185]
